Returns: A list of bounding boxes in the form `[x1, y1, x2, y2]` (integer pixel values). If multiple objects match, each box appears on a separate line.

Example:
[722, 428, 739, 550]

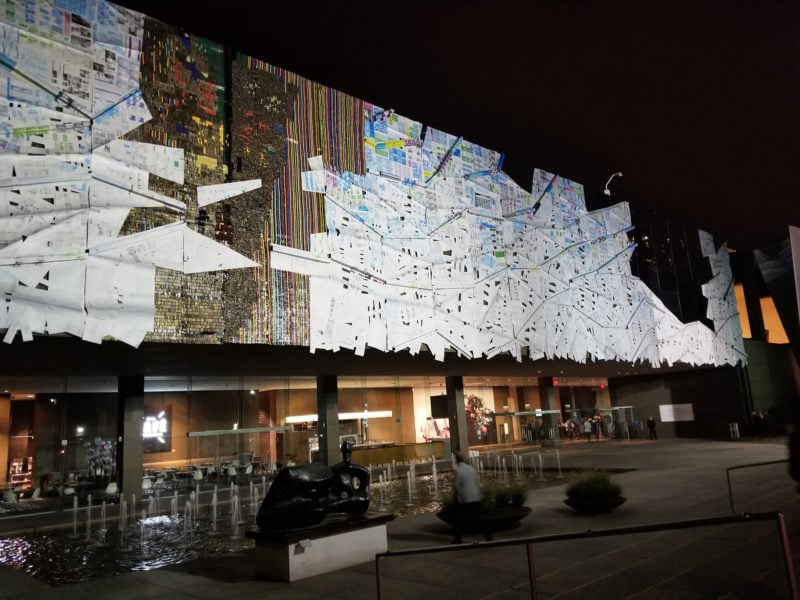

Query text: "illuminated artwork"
[0, 1, 745, 369]
[271, 107, 745, 367]
[0, 1, 258, 347]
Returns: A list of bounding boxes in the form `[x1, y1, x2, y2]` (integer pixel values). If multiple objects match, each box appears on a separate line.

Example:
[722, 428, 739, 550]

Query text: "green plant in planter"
[478, 486, 495, 512]
[438, 482, 532, 532]
[509, 485, 527, 507]
[442, 482, 529, 514]
[440, 491, 456, 511]
[564, 472, 626, 513]
[566, 472, 622, 501]
[484, 483, 528, 511]
[492, 487, 511, 508]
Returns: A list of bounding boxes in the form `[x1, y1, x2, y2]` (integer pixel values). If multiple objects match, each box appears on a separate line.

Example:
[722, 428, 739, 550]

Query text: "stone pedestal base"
[245, 513, 394, 582]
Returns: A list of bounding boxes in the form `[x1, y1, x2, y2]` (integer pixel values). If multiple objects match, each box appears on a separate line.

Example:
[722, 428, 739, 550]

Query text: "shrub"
[442, 482, 528, 513]
[440, 492, 456, 510]
[565, 472, 623, 502]
[484, 483, 528, 511]
[493, 487, 511, 507]
[509, 484, 527, 507]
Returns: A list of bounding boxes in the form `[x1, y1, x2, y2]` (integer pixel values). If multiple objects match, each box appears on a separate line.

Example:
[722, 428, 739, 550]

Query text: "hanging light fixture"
[603, 171, 623, 196]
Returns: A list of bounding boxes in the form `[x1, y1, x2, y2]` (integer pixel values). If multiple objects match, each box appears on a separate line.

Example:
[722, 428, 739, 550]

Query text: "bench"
[245, 513, 394, 582]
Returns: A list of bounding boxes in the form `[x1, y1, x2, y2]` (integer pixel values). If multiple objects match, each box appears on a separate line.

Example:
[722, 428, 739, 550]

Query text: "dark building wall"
[609, 375, 673, 438]
[558, 386, 598, 416]
[753, 238, 800, 363]
[610, 368, 749, 439]
[8, 400, 35, 486]
[588, 195, 713, 328]
[744, 340, 800, 422]
[33, 397, 60, 481]
[628, 209, 713, 327]
[666, 368, 747, 438]
[732, 249, 800, 430]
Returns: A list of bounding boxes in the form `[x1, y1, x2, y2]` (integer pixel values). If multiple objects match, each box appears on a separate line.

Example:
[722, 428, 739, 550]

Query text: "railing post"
[373, 512, 795, 599]
[526, 542, 537, 599]
[376, 555, 384, 600]
[725, 460, 789, 514]
[726, 467, 735, 512]
[776, 513, 799, 600]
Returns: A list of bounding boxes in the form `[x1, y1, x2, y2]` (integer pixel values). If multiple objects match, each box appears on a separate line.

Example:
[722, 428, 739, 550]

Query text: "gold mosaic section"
[146, 268, 225, 344]
[121, 17, 229, 342]
[222, 60, 296, 342]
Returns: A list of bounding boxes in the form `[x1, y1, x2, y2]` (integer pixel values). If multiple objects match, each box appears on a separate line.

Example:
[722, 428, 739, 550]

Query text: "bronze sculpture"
[256, 441, 370, 530]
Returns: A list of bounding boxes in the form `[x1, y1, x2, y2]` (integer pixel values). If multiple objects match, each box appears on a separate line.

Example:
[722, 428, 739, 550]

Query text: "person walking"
[647, 415, 658, 440]
[451, 451, 486, 543]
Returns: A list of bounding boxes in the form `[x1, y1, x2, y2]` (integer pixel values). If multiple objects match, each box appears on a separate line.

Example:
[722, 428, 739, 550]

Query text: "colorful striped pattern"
[242, 55, 364, 345]
[234, 232, 269, 344]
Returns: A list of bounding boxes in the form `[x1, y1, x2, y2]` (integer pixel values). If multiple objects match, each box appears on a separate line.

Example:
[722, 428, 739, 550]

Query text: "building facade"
[0, 1, 796, 501]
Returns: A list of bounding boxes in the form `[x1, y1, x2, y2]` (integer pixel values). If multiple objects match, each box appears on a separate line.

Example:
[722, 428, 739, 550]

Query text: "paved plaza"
[0, 438, 798, 599]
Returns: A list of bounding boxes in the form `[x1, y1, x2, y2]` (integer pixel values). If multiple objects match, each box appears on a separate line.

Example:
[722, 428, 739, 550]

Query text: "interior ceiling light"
[285, 410, 393, 424]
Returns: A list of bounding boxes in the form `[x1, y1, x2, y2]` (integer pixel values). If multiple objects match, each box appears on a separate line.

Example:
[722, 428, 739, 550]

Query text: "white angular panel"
[0, 3, 261, 347]
[273, 106, 746, 368]
[197, 179, 262, 207]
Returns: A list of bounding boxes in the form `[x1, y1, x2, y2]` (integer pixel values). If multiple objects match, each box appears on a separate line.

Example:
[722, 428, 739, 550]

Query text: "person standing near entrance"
[451, 451, 485, 543]
[647, 415, 658, 440]
[583, 419, 593, 441]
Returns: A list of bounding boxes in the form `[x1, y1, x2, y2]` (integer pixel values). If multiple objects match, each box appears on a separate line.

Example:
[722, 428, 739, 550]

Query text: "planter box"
[436, 505, 531, 533]
[564, 496, 627, 514]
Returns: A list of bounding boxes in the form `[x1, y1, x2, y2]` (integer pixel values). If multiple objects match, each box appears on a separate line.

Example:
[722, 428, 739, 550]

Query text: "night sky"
[116, 0, 800, 251]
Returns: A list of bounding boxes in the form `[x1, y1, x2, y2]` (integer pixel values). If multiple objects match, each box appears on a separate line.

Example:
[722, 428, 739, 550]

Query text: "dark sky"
[116, 0, 800, 250]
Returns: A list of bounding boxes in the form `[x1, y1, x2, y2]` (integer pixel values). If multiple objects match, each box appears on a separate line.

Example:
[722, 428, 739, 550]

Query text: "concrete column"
[269, 392, 278, 466]
[537, 377, 562, 448]
[0, 394, 9, 485]
[33, 396, 59, 488]
[515, 386, 530, 409]
[504, 386, 521, 441]
[316, 375, 339, 466]
[117, 376, 144, 499]
[445, 376, 468, 455]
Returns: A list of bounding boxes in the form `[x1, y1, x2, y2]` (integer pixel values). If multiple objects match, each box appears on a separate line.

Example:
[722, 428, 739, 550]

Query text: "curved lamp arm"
[603, 171, 623, 196]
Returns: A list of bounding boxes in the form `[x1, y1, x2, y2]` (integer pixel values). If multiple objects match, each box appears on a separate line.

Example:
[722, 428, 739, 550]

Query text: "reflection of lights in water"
[0, 471, 562, 586]
[0, 536, 32, 564]
[0, 516, 254, 585]
[0, 480, 449, 586]
[141, 514, 171, 526]
[368, 473, 450, 518]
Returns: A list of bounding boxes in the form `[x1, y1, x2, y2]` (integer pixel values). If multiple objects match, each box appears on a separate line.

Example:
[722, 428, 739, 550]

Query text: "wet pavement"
[0, 437, 797, 599]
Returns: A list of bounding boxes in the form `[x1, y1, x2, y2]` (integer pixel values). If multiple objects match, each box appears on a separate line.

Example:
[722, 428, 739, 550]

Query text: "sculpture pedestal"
[245, 513, 394, 582]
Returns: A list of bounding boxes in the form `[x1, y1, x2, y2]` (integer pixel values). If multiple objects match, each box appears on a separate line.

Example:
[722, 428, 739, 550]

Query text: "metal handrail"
[375, 511, 798, 600]
[726, 459, 789, 512]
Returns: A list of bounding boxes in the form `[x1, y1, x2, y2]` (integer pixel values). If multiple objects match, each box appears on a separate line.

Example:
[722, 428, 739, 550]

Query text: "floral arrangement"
[465, 394, 491, 436]
[84, 437, 116, 476]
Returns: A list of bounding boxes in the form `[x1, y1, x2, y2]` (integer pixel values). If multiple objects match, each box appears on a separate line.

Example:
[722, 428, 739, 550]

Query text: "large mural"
[271, 108, 745, 366]
[0, 1, 258, 346]
[0, 0, 745, 368]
